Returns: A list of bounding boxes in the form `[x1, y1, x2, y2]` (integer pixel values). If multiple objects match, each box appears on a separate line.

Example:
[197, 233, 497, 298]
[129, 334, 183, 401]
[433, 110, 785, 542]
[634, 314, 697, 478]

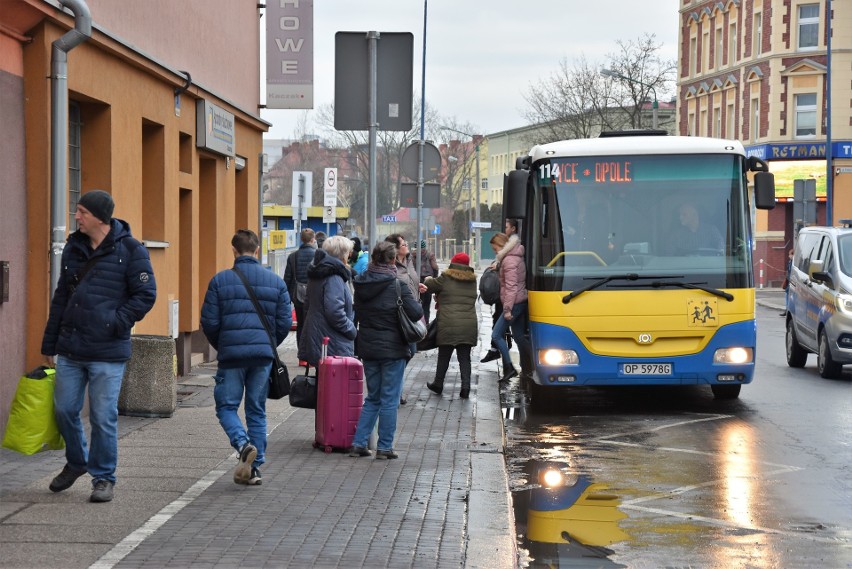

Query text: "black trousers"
[434, 344, 472, 389]
[294, 301, 305, 346]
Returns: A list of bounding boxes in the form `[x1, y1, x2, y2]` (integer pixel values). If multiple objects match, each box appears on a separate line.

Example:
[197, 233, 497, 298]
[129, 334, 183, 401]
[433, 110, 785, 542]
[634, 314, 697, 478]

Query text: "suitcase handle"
[321, 337, 329, 361]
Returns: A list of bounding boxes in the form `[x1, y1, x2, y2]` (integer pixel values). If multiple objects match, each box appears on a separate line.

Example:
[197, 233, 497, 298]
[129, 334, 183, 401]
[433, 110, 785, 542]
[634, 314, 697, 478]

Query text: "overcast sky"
[260, 0, 680, 139]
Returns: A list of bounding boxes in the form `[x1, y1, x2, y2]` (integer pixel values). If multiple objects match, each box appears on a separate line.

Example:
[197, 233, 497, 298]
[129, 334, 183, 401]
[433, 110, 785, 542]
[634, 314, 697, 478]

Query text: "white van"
[786, 223, 852, 378]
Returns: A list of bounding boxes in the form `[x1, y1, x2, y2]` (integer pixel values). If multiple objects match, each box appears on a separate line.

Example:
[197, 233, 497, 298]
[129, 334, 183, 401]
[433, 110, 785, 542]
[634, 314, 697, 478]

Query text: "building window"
[753, 13, 762, 56]
[715, 27, 723, 69]
[690, 37, 697, 76]
[700, 108, 707, 137]
[480, 178, 488, 190]
[69, 101, 82, 232]
[714, 107, 721, 138]
[726, 102, 735, 139]
[752, 97, 760, 142]
[798, 4, 819, 50]
[728, 21, 737, 64]
[688, 112, 696, 136]
[795, 93, 817, 138]
[702, 31, 709, 72]
[462, 178, 471, 191]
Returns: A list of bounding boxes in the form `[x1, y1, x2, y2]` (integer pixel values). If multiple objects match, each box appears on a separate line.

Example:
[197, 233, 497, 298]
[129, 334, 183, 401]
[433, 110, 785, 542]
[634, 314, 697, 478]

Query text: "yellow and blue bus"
[504, 132, 776, 400]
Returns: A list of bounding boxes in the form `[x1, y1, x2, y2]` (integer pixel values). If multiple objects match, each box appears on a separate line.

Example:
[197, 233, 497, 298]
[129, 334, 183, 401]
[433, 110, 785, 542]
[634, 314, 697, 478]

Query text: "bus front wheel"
[711, 384, 741, 399]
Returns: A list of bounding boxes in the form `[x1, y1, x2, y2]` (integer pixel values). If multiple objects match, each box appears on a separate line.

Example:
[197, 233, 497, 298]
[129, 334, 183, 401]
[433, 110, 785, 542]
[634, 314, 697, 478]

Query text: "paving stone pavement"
[0, 305, 515, 569]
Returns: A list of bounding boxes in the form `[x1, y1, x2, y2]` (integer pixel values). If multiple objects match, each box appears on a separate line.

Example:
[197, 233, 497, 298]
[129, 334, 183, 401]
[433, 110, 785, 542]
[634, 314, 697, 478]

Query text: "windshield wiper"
[649, 280, 734, 301]
[562, 274, 680, 304]
[612, 280, 734, 301]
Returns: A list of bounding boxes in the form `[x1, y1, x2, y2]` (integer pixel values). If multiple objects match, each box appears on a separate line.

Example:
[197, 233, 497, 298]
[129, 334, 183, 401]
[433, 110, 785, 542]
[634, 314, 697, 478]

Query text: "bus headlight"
[539, 349, 579, 366]
[836, 294, 852, 316]
[713, 347, 753, 364]
[540, 468, 564, 488]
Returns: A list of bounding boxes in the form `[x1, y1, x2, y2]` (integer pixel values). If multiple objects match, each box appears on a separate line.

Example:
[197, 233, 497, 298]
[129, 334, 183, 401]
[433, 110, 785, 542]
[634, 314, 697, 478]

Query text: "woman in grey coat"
[297, 236, 357, 367]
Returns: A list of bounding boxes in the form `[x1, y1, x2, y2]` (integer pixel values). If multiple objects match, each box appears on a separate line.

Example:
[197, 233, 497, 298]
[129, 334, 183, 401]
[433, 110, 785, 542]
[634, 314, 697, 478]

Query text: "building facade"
[1, 0, 268, 434]
[677, 0, 852, 283]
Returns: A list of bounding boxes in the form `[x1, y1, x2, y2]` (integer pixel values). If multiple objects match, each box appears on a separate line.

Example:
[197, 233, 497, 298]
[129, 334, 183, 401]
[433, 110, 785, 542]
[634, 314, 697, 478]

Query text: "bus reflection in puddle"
[516, 462, 630, 568]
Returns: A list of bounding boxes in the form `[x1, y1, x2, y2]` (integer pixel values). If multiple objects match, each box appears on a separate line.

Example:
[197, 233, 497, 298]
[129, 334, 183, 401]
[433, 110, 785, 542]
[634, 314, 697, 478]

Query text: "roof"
[528, 135, 747, 162]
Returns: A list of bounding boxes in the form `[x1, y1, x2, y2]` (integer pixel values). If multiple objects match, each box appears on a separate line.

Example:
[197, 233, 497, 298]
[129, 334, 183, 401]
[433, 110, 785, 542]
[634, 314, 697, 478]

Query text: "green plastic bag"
[2, 367, 65, 455]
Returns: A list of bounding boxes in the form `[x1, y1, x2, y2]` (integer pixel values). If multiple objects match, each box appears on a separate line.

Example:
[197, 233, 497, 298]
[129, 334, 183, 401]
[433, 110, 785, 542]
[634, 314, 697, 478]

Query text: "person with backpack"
[490, 222, 532, 382]
[480, 247, 510, 364]
[284, 228, 317, 345]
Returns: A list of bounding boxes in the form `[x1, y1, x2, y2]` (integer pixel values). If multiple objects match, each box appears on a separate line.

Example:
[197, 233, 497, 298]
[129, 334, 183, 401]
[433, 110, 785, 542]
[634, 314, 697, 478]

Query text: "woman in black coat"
[349, 241, 423, 459]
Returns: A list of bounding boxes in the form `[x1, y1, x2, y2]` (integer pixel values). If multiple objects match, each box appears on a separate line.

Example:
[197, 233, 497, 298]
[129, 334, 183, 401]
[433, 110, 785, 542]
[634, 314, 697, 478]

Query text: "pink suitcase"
[313, 338, 364, 453]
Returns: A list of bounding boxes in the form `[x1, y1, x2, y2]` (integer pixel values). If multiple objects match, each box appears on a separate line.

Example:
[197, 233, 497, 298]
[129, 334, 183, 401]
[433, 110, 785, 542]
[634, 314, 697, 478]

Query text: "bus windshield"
[532, 154, 752, 292]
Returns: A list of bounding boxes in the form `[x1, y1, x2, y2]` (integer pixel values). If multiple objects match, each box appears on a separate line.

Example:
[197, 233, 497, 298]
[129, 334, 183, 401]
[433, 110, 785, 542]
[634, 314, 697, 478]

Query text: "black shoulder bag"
[231, 268, 290, 399]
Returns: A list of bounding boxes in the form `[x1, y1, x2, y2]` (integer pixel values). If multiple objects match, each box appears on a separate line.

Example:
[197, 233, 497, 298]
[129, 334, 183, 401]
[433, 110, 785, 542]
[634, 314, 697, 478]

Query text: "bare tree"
[522, 34, 675, 142]
[601, 34, 676, 131]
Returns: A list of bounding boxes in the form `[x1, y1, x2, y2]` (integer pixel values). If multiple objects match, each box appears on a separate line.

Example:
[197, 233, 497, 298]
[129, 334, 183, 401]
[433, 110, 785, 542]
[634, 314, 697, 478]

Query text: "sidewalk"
[0, 307, 516, 569]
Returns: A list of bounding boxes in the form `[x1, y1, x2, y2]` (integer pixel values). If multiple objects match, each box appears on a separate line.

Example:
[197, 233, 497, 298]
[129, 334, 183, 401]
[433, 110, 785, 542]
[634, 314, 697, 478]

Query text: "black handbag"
[394, 280, 427, 343]
[289, 365, 317, 409]
[231, 268, 290, 400]
[417, 318, 438, 351]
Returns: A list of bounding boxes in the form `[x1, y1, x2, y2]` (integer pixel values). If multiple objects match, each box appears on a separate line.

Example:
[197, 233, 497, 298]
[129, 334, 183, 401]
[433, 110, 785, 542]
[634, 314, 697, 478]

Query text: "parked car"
[785, 222, 852, 378]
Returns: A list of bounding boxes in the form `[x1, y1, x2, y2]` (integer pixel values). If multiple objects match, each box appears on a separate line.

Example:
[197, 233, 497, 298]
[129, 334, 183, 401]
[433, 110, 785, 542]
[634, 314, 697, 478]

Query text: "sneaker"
[234, 442, 257, 484]
[348, 445, 371, 457]
[375, 449, 399, 460]
[90, 479, 114, 503]
[500, 368, 519, 382]
[247, 467, 262, 486]
[49, 464, 87, 493]
[481, 349, 500, 363]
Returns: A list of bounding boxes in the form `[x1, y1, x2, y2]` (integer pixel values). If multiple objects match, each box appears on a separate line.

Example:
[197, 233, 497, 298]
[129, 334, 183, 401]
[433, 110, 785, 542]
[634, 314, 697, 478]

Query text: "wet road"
[502, 305, 852, 568]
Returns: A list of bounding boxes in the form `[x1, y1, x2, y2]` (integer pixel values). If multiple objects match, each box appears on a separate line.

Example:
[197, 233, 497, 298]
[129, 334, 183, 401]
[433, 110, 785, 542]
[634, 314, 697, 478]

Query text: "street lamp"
[600, 68, 659, 130]
[441, 126, 482, 266]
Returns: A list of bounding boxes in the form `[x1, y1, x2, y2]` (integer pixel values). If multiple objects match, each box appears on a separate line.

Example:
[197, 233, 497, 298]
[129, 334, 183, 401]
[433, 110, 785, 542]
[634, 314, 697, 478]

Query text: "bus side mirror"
[754, 171, 775, 210]
[504, 170, 529, 220]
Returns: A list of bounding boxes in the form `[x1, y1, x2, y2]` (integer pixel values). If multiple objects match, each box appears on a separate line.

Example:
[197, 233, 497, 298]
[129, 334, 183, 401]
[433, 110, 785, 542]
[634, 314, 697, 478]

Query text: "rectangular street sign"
[470, 221, 492, 229]
[324, 167, 338, 206]
[381, 215, 397, 223]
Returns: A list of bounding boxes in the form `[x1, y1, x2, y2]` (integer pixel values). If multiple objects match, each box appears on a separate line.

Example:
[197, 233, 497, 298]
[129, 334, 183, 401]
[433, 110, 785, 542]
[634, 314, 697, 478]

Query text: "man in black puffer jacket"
[41, 190, 156, 503]
[284, 228, 317, 346]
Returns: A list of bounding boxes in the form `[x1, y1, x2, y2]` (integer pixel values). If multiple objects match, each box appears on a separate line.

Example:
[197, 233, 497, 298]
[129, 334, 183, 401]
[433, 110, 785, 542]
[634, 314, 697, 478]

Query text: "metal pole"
[367, 31, 379, 249]
[474, 142, 481, 267]
[825, 0, 833, 226]
[415, 0, 428, 278]
[296, 174, 305, 235]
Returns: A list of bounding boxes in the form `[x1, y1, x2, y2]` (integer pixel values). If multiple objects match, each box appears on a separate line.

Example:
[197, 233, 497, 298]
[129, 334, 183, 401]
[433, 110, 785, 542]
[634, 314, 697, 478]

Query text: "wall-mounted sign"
[266, 0, 313, 109]
[196, 99, 235, 157]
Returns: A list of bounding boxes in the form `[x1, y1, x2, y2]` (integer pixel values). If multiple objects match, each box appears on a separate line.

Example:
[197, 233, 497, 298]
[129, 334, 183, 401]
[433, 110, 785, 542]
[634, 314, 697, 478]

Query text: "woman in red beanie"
[421, 252, 478, 399]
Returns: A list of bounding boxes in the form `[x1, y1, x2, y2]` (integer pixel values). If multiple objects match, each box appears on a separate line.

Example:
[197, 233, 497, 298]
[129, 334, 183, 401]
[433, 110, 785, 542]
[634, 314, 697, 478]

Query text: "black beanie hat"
[78, 190, 114, 225]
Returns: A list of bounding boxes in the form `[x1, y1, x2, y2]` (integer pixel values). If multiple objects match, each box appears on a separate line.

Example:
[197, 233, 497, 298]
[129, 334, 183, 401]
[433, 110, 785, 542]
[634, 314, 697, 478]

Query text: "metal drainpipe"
[50, 0, 92, 295]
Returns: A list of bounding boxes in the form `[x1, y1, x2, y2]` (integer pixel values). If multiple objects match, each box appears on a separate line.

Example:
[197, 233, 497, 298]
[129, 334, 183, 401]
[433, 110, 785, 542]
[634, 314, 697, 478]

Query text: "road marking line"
[89, 407, 296, 569]
[621, 503, 844, 544]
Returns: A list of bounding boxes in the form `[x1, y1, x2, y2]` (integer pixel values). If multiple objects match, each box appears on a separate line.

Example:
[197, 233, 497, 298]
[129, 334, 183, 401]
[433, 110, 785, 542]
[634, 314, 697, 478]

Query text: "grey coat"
[297, 249, 357, 366]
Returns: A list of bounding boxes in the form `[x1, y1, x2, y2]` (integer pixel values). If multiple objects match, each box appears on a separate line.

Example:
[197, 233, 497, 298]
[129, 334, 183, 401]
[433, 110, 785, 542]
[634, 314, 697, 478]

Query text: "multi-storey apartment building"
[677, 0, 852, 283]
[1, 0, 269, 432]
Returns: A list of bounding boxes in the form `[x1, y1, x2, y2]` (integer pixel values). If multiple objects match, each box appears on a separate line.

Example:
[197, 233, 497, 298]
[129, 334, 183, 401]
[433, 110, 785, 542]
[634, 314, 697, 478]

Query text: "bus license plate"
[622, 363, 672, 375]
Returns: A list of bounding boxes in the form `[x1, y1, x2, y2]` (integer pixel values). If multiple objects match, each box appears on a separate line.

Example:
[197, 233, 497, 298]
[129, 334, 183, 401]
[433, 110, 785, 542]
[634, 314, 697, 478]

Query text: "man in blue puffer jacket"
[42, 190, 156, 503]
[201, 229, 291, 487]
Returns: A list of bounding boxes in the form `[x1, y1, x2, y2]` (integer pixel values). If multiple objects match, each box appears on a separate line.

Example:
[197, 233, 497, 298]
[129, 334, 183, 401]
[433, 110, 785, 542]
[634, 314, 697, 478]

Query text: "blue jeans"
[352, 359, 406, 451]
[54, 356, 127, 484]
[213, 363, 270, 468]
[491, 301, 531, 371]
